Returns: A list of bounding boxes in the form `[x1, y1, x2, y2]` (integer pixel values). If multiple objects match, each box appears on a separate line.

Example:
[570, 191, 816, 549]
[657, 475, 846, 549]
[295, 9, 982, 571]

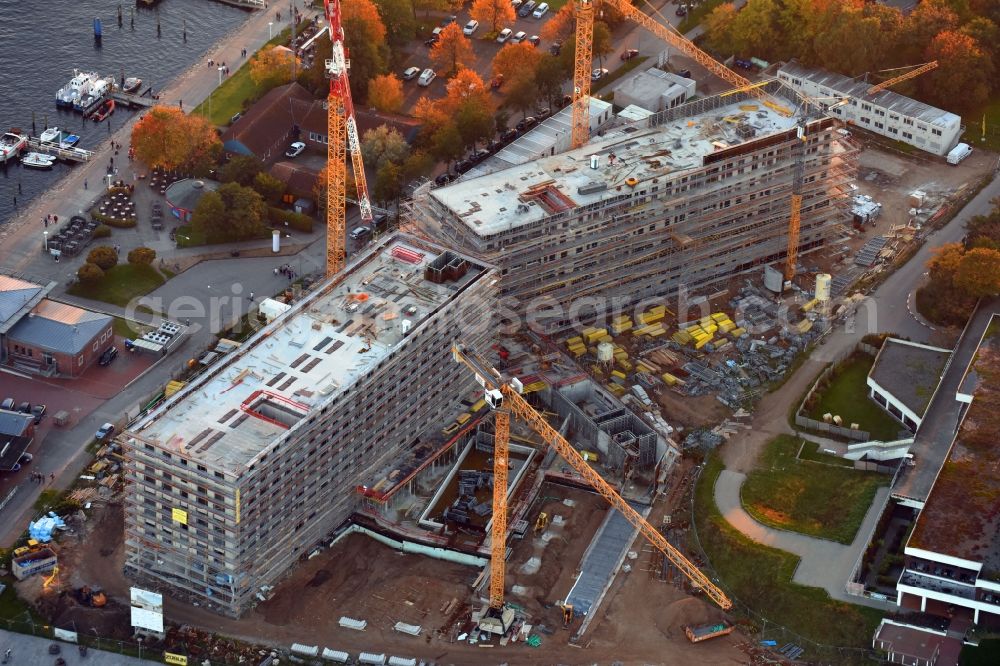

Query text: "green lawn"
[68, 264, 166, 307]
[591, 56, 649, 94]
[806, 353, 903, 442]
[193, 26, 293, 126]
[961, 93, 1000, 153]
[112, 316, 140, 338]
[797, 439, 855, 468]
[175, 223, 207, 248]
[742, 435, 887, 544]
[694, 455, 884, 655]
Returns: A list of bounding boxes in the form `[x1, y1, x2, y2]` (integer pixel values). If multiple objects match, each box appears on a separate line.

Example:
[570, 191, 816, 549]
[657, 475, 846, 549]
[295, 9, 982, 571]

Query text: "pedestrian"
[12, 196, 16, 208]
[49, 473, 54, 482]
[53, 214, 58, 224]
[84, 178, 88, 190]
[17, 182, 22, 194]
[179, 99, 183, 110]
[249, 291, 255, 301]
[273, 267, 278, 276]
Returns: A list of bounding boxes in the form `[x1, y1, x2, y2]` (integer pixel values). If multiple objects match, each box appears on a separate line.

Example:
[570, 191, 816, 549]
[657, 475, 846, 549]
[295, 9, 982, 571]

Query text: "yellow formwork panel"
[618, 360, 633, 372]
[674, 329, 693, 344]
[597, 334, 614, 344]
[797, 319, 813, 333]
[662, 372, 678, 385]
[694, 335, 713, 350]
[472, 399, 486, 413]
[711, 312, 728, 322]
[730, 327, 747, 338]
[567, 336, 583, 346]
[607, 383, 626, 396]
[457, 413, 472, 425]
[584, 328, 608, 343]
[718, 321, 736, 333]
[611, 370, 627, 380]
[703, 324, 718, 335]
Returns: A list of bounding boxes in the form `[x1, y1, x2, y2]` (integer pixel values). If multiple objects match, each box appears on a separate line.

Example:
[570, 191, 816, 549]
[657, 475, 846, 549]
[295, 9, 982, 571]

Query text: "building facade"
[411, 83, 857, 333]
[777, 61, 962, 157]
[122, 234, 497, 617]
[4, 299, 113, 377]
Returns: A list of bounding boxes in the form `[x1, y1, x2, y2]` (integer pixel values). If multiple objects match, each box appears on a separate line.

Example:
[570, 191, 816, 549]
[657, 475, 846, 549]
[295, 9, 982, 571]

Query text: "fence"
[793, 343, 882, 443]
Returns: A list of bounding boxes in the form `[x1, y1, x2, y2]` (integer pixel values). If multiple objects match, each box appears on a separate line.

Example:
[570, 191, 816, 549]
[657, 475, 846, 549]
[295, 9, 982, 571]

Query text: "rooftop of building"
[0, 275, 48, 334]
[164, 179, 220, 213]
[7, 298, 111, 354]
[0, 409, 33, 438]
[128, 234, 491, 474]
[868, 338, 950, 419]
[909, 314, 1000, 576]
[874, 620, 949, 663]
[431, 93, 803, 236]
[778, 60, 961, 130]
[613, 67, 695, 100]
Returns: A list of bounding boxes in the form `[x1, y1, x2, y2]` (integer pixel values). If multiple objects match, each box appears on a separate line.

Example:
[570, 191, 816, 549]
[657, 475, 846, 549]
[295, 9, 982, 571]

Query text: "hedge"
[268, 206, 314, 233]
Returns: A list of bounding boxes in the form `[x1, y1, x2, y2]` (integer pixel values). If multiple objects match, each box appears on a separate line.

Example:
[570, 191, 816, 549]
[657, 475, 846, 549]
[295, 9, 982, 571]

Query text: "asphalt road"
[0, 628, 146, 666]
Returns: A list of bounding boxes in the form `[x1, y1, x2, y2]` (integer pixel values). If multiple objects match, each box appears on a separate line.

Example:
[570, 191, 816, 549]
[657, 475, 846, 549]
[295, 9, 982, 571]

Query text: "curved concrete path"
[714, 469, 892, 609]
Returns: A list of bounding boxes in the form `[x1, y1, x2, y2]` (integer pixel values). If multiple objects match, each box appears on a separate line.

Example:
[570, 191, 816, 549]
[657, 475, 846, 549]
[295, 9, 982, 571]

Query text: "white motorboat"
[79, 76, 111, 114]
[56, 70, 98, 109]
[22, 152, 56, 170]
[123, 77, 142, 94]
[0, 131, 27, 164]
[39, 127, 61, 143]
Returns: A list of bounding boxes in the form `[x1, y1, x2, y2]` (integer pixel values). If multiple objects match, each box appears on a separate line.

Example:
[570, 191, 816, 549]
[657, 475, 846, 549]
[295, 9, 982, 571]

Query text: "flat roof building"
[868, 338, 951, 432]
[613, 67, 696, 114]
[777, 61, 962, 157]
[123, 233, 497, 616]
[4, 298, 113, 377]
[410, 81, 857, 333]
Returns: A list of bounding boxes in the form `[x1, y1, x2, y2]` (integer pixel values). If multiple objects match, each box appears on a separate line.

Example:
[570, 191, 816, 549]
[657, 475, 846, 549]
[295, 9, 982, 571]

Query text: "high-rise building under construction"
[122, 234, 497, 617]
[410, 83, 858, 333]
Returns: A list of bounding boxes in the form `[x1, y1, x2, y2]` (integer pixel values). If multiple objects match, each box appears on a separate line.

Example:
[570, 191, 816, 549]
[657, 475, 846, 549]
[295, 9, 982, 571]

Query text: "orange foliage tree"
[367, 74, 405, 113]
[470, 0, 516, 33]
[492, 42, 543, 85]
[922, 29, 995, 111]
[540, 4, 574, 42]
[343, 0, 387, 43]
[131, 105, 221, 173]
[249, 46, 299, 90]
[430, 23, 476, 76]
[955, 247, 1000, 297]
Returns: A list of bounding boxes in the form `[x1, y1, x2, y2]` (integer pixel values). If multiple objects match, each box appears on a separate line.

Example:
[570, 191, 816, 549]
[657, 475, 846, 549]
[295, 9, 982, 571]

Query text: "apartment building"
[122, 234, 497, 617]
[777, 61, 963, 157]
[410, 81, 857, 334]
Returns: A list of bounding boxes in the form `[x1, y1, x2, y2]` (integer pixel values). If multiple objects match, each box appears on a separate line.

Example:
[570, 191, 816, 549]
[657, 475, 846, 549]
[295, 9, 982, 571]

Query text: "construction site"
[7, 2, 999, 665]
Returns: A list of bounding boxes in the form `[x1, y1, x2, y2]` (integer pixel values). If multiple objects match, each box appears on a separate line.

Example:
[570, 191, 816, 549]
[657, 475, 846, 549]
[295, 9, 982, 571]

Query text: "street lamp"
[268, 22, 273, 40]
[43, 230, 48, 252]
[217, 66, 225, 85]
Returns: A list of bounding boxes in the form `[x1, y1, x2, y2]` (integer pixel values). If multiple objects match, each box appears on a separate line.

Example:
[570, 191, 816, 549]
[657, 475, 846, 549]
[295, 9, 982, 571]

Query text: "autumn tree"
[192, 184, 268, 243]
[344, 0, 387, 43]
[506, 76, 538, 120]
[374, 0, 417, 47]
[921, 30, 995, 111]
[955, 248, 1000, 297]
[492, 42, 542, 86]
[726, 0, 781, 60]
[541, 4, 574, 43]
[77, 263, 104, 284]
[249, 46, 299, 91]
[368, 74, 405, 114]
[361, 125, 411, 170]
[220, 155, 264, 186]
[252, 171, 286, 204]
[87, 246, 118, 271]
[431, 124, 464, 166]
[373, 161, 404, 206]
[413, 0, 450, 17]
[343, 11, 390, 103]
[131, 106, 221, 173]
[703, 3, 739, 53]
[470, 0, 516, 34]
[431, 23, 475, 76]
[127, 247, 156, 266]
[402, 150, 434, 181]
[901, 0, 959, 63]
[534, 55, 566, 109]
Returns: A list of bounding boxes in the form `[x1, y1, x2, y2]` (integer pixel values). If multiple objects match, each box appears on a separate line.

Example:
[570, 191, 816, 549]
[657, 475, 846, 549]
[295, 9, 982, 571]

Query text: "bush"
[87, 246, 118, 270]
[269, 206, 314, 233]
[127, 247, 156, 266]
[91, 211, 137, 229]
[77, 262, 104, 283]
[93, 224, 112, 238]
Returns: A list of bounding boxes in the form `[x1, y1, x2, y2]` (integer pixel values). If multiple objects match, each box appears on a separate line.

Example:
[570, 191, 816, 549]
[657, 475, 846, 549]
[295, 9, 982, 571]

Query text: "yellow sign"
[164, 654, 188, 665]
[171, 508, 188, 525]
[235, 488, 241, 525]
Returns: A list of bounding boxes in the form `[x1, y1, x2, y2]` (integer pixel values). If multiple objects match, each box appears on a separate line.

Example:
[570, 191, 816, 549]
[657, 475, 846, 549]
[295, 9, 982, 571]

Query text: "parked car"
[532, 2, 549, 18]
[402, 66, 421, 81]
[536, 107, 552, 119]
[512, 31, 527, 43]
[31, 404, 46, 425]
[455, 159, 474, 174]
[591, 68, 609, 80]
[516, 116, 538, 132]
[529, 35, 541, 47]
[441, 15, 457, 26]
[0, 398, 14, 411]
[550, 40, 562, 56]
[418, 68, 436, 86]
[18, 453, 33, 465]
[511, 0, 522, 8]
[285, 141, 306, 158]
[519, 1, 536, 18]
[621, 48, 639, 61]
[734, 58, 753, 69]
[675, 4, 688, 16]
[491, 74, 505, 89]
[677, 69, 692, 78]
[230, 112, 242, 124]
[95, 423, 115, 440]
[152, 202, 163, 215]
[435, 173, 454, 186]
[350, 226, 372, 241]
[463, 19, 479, 36]
[471, 148, 490, 162]
[98, 346, 118, 366]
[424, 34, 439, 47]
[497, 28, 513, 43]
[500, 128, 519, 142]
[17, 402, 30, 414]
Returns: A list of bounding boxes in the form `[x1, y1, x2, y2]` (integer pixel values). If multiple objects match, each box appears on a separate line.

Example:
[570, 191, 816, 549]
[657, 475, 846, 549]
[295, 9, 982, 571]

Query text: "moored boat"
[92, 99, 115, 122]
[22, 152, 57, 170]
[79, 76, 111, 113]
[123, 77, 143, 94]
[59, 133, 81, 149]
[39, 127, 61, 143]
[56, 70, 98, 109]
[0, 132, 28, 164]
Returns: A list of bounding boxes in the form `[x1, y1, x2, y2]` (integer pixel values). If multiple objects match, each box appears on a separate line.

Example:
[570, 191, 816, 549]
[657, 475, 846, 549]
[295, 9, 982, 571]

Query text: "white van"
[418, 68, 436, 87]
[497, 28, 512, 43]
[946, 142, 972, 165]
[533, 2, 549, 18]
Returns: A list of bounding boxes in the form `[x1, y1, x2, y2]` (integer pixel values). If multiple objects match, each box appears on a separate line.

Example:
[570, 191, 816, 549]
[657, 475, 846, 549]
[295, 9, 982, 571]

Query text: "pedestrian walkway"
[714, 469, 892, 609]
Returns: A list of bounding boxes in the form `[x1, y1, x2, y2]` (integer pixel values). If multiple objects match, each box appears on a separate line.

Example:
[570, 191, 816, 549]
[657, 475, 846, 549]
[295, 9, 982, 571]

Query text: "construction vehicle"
[12, 539, 44, 557]
[533, 512, 549, 534]
[560, 601, 574, 626]
[323, 0, 373, 276]
[684, 622, 734, 643]
[451, 343, 733, 626]
[77, 586, 108, 608]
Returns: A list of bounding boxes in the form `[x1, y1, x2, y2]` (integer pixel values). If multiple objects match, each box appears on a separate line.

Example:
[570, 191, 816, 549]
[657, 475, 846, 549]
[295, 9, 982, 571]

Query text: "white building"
[613, 67, 696, 114]
[777, 61, 963, 156]
[867, 338, 951, 432]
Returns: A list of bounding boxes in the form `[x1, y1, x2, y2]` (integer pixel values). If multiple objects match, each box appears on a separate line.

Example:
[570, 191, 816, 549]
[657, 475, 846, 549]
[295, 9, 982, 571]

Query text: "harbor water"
[0, 0, 252, 225]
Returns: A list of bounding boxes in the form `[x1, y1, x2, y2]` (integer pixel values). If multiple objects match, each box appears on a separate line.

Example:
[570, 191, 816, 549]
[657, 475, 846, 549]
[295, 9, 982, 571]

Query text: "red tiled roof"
[221, 82, 316, 160]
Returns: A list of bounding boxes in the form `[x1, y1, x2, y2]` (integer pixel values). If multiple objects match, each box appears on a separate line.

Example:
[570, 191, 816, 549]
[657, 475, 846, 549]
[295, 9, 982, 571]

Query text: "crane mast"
[323, 0, 373, 277]
[451, 343, 733, 614]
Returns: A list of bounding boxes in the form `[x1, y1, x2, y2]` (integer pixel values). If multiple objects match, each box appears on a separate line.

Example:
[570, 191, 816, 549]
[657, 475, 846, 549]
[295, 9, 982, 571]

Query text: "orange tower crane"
[323, 0, 373, 277]
[451, 343, 733, 615]
[570, 0, 791, 148]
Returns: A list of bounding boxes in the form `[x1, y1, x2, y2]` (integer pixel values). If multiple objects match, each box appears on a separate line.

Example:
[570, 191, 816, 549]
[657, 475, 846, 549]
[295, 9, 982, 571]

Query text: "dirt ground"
[656, 389, 732, 430]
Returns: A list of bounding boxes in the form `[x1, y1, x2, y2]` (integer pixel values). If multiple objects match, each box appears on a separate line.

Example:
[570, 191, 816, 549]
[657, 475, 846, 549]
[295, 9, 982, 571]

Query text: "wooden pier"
[27, 138, 94, 163]
[110, 89, 156, 110]
[211, 0, 266, 9]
